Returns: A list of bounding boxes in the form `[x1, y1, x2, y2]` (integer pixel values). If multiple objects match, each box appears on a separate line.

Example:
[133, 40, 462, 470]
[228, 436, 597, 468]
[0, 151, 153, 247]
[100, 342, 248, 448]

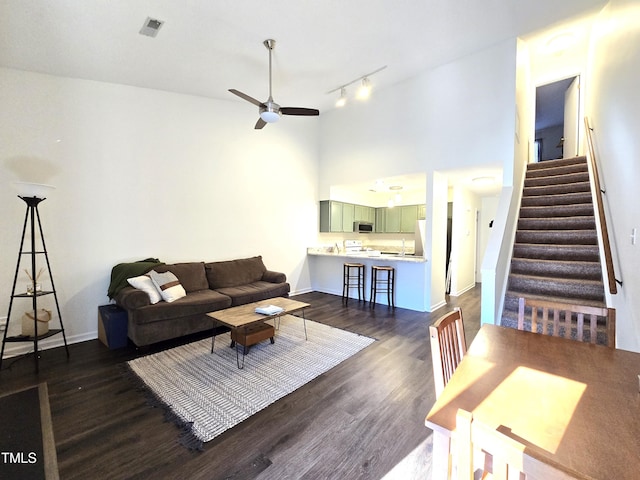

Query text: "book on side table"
[255, 305, 284, 315]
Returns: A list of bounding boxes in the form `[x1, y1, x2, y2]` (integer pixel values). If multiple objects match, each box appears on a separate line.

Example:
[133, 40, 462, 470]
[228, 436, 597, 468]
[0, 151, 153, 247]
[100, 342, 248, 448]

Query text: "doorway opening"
[535, 75, 580, 161]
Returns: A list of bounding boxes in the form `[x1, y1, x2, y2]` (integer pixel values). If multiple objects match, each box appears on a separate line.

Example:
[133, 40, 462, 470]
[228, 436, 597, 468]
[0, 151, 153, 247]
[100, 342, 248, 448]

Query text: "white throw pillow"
[149, 270, 187, 303]
[127, 275, 162, 304]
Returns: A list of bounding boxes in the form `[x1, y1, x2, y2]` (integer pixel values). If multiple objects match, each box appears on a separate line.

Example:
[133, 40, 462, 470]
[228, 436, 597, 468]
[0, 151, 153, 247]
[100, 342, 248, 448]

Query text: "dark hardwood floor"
[0, 286, 482, 480]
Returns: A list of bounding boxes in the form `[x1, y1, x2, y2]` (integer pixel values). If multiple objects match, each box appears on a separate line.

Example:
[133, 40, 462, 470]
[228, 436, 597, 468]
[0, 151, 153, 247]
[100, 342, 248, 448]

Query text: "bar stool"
[370, 265, 395, 309]
[342, 263, 365, 304]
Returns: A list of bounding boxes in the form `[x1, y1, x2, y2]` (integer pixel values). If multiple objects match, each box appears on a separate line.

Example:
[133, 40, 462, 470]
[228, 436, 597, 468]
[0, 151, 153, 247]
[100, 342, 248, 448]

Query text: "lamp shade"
[14, 182, 56, 199]
[260, 110, 280, 123]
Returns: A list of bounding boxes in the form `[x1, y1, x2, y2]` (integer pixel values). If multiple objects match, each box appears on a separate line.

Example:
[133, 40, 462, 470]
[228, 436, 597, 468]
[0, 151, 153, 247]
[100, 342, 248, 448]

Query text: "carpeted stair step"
[521, 191, 593, 208]
[510, 258, 602, 280]
[527, 156, 587, 171]
[515, 229, 598, 245]
[513, 243, 600, 262]
[525, 161, 588, 179]
[523, 181, 591, 197]
[517, 216, 596, 231]
[525, 171, 589, 188]
[507, 274, 605, 302]
[518, 203, 594, 218]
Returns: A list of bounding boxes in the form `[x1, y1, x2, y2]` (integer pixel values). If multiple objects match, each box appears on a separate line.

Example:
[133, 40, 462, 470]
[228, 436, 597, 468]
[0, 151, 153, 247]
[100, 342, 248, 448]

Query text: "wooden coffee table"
[207, 297, 310, 368]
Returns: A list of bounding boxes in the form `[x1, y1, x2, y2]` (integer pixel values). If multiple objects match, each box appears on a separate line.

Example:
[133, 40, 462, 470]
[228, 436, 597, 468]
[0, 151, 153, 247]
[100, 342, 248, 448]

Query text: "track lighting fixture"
[328, 65, 387, 107]
[357, 78, 371, 99]
[336, 87, 347, 107]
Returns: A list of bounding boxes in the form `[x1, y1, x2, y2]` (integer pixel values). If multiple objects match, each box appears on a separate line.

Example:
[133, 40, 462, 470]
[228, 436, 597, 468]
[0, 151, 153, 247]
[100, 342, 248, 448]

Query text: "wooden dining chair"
[456, 409, 525, 480]
[429, 308, 468, 478]
[517, 297, 615, 348]
[455, 409, 582, 480]
[430, 307, 467, 399]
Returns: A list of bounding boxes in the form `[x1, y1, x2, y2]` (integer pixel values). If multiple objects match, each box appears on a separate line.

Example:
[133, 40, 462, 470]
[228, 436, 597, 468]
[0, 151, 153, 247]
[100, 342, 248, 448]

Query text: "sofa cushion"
[205, 256, 267, 289]
[127, 274, 162, 304]
[215, 281, 290, 307]
[130, 289, 232, 325]
[155, 262, 208, 293]
[149, 270, 187, 303]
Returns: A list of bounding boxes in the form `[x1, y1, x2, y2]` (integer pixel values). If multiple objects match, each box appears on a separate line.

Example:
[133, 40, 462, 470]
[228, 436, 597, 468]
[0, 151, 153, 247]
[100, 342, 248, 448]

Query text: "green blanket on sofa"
[107, 258, 163, 299]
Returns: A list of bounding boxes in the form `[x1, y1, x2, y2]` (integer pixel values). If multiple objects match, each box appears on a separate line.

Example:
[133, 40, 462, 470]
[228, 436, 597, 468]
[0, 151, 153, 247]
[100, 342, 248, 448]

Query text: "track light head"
[358, 77, 371, 99]
[336, 87, 347, 107]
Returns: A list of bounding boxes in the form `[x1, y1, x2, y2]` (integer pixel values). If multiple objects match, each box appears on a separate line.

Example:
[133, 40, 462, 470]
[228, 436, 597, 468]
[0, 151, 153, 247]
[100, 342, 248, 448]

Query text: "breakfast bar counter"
[307, 248, 429, 311]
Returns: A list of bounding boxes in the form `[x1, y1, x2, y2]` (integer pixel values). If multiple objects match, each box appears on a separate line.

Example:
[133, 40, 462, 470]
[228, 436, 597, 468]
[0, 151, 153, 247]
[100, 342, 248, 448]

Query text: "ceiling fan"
[229, 39, 320, 129]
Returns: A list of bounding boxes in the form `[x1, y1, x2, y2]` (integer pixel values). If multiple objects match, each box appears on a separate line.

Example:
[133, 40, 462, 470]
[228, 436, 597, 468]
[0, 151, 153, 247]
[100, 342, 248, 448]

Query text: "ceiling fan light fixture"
[260, 110, 280, 123]
[229, 39, 318, 129]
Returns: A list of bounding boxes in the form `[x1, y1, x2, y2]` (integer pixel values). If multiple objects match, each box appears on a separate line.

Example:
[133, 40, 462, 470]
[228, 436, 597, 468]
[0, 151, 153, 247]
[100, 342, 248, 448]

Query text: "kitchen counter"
[307, 247, 429, 311]
[307, 247, 426, 263]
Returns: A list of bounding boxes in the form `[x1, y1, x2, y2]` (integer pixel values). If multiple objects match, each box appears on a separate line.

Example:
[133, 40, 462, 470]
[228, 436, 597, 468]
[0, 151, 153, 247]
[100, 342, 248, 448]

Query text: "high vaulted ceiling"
[0, 0, 607, 114]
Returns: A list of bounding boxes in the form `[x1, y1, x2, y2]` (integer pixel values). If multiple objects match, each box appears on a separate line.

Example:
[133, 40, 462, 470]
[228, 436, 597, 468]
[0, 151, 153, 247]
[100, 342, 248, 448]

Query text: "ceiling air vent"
[139, 17, 164, 38]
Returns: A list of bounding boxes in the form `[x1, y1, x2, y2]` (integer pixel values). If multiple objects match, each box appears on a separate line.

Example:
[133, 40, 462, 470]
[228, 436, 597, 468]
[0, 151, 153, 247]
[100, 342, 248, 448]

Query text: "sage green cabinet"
[374, 204, 426, 233]
[319, 200, 361, 232]
[400, 205, 419, 233]
[342, 203, 355, 232]
[319, 200, 343, 232]
[385, 207, 401, 233]
[354, 204, 375, 223]
[375, 208, 386, 233]
[321, 200, 421, 233]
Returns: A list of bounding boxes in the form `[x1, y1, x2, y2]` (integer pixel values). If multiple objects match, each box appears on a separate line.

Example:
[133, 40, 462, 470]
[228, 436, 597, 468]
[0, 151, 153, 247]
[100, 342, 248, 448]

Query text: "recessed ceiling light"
[389, 185, 403, 191]
[472, 176, 495, 184]
[545, 32, 575, 54]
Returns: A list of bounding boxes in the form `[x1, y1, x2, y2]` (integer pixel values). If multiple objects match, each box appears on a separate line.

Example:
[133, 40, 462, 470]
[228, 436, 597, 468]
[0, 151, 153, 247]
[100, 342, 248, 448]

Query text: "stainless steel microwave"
[354, 221, 374, 233]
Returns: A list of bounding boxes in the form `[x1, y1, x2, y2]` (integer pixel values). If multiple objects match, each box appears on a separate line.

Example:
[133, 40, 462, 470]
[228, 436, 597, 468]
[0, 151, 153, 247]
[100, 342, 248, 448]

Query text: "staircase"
[501, 156, 606, 328]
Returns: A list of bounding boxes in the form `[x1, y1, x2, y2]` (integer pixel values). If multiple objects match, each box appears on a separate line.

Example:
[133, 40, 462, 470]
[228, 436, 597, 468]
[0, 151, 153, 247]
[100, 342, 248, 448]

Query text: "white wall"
[319, 39, 518, 311]
[0, 67, 319, 349]
[477, 196, 500, 283]
[481, 37, 531, 325]
[428, 171, 448, 310]
[449, 186, 482, 295]
[586, 0, 640, 352]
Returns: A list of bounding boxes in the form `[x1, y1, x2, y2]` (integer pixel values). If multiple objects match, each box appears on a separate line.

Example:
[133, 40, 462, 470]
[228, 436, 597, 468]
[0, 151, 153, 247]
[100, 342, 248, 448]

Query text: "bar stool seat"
[370, 265, 395, 309]
[342, 263, 365, 304]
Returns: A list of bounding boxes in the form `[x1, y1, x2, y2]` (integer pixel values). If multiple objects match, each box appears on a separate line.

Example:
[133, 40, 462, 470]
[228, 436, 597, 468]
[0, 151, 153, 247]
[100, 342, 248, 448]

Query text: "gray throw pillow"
[149, 270, 186, 303]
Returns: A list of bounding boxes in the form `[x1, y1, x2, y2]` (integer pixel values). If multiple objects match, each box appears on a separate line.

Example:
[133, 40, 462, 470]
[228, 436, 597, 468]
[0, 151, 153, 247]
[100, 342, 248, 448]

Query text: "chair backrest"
[456, 409, 526, 480]
[517, 297, 615, 348]
[430, 307, 467, 399]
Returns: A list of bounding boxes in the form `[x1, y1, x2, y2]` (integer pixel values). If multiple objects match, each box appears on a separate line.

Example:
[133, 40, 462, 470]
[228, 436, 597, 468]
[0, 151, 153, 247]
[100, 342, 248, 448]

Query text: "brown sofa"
[113, 256, 290, 347]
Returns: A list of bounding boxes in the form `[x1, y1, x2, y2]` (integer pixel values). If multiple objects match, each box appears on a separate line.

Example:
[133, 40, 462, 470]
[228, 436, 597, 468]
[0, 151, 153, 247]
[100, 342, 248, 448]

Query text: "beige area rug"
[127, 315, 375, 448]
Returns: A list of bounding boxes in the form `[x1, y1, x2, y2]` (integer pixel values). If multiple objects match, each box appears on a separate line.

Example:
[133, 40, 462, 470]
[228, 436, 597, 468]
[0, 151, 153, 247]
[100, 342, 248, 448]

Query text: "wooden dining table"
[425, 324, 640, 480]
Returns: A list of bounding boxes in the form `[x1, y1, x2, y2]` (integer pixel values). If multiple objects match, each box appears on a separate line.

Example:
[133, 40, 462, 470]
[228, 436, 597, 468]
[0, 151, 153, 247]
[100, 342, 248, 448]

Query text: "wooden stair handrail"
[584, 117, 619, 294]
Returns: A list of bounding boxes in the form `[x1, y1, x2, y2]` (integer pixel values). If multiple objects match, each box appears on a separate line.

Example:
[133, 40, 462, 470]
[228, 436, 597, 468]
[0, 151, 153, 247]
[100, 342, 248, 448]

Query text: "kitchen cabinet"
[385, 207, 401, 233]
[321, 200, 423, 233]
[342, 203, 355, 232]
[375, 208, 386, 233]
[354, 204, 375, 224]
[375, 204, 426, 233]
[319, 200, 360, 232]
[401, 205, 419, 232]
[319, 200, 342, 232]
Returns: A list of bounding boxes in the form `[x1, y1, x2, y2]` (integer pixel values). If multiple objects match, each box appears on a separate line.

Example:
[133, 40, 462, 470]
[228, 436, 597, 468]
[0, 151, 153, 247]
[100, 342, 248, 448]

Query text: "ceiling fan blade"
[229, 89, 264, 107]
[280, 107, 320, 116]
[254, 118, 267, 129]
